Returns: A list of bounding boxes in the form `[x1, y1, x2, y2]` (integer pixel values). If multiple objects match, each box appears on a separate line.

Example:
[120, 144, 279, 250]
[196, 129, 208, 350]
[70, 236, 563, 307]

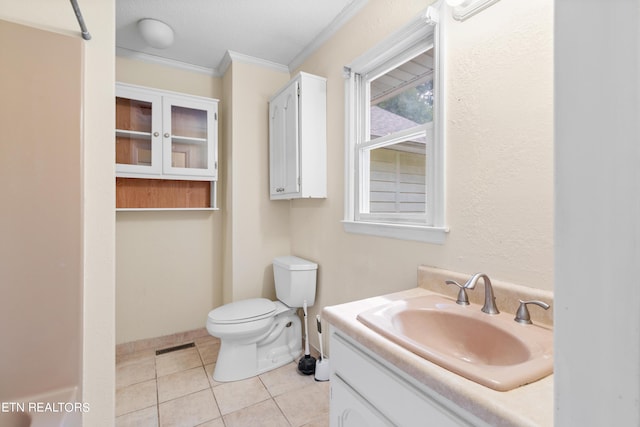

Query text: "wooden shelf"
[116, 177, 212, 209]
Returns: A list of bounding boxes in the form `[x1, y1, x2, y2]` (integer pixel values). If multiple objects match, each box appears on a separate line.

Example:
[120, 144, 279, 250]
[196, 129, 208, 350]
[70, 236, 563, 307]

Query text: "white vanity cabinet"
[268, 72, 326, 200]
[116, 82, 218, 180]
[330, 330, 491, 427]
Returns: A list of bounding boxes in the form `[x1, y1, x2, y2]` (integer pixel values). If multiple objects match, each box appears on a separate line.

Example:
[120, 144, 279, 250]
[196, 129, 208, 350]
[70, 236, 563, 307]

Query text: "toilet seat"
[207, 298, 276, 324]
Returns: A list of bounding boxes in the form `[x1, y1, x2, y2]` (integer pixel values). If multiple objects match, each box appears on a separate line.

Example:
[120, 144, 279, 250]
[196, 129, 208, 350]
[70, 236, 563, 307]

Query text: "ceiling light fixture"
[137, 18, 174, 49]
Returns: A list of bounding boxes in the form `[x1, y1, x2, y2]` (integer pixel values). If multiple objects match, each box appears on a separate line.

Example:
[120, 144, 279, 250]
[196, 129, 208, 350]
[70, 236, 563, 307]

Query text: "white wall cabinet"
[330, 329, 491, 427]
[116, 82, 218, 181]
[269, 72, 326, 200]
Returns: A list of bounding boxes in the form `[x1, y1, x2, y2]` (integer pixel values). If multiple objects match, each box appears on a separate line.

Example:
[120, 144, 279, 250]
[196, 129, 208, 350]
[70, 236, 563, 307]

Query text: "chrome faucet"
[514, 300, 550, 324]
[463, 273, 500, 315]
[445, 279, 473, 305]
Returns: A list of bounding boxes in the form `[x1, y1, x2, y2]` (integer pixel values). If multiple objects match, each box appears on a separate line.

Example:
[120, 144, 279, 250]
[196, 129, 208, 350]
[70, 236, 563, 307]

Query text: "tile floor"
[116, 335, 330, 427]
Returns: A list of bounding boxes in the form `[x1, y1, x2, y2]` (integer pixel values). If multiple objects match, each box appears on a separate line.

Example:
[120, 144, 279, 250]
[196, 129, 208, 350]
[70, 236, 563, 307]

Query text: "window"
[343, 6, 447, 243]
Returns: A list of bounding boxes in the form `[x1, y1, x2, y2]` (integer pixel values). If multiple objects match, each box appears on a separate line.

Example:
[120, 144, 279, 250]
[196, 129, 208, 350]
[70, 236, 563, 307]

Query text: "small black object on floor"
[298, 354, 316, 375]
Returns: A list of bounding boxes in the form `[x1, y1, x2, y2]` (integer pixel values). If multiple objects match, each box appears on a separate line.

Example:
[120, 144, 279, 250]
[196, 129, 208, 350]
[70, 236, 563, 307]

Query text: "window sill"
[342, 220, 449, 244]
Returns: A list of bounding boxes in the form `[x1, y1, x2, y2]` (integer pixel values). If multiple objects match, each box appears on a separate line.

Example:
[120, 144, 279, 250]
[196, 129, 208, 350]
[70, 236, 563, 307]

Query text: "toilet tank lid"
[273, 256, 318, 271]
[208, 298, 276, 323]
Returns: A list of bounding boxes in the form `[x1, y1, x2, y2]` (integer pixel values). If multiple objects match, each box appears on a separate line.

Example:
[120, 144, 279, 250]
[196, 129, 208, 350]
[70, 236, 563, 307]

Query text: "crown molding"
[218, 50, 290, 76]
[287, 0, 369, 72]
[116, 0, 371, 78]
[116, 47, 219, 76]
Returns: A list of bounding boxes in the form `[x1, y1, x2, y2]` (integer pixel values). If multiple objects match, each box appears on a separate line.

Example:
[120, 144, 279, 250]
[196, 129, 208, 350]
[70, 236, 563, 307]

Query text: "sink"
[357, 293, 553, 391]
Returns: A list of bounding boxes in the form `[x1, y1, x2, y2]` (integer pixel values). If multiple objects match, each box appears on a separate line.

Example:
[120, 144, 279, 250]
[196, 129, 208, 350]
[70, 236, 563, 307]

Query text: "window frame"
[342, 5, 448, 243]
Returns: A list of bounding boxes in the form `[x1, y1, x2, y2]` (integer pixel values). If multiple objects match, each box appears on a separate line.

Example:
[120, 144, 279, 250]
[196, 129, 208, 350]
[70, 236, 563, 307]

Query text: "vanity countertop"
[323, 285, 553, 427]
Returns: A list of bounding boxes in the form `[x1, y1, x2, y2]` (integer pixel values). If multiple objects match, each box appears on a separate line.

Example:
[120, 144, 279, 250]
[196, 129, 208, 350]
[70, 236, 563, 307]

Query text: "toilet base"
[212, 311, 302, 382]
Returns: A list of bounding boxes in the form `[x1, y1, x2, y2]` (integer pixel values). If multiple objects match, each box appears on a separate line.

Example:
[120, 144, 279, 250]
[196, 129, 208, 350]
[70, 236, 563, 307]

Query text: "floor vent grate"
[155, 342, 195, 356]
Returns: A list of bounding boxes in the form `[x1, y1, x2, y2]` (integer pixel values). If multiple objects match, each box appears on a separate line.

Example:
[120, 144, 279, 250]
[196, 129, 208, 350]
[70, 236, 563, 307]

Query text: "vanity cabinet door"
[330, 331, 489, 427]
[331, 376, 393, 427]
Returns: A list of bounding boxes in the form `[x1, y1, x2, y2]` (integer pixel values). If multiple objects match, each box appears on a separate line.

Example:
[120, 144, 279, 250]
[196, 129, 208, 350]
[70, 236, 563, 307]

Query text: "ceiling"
[116, 0, 366, 75]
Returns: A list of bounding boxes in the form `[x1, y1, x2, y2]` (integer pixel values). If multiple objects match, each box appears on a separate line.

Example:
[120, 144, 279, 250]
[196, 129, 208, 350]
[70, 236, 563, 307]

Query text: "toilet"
[206, 256, 317, 382]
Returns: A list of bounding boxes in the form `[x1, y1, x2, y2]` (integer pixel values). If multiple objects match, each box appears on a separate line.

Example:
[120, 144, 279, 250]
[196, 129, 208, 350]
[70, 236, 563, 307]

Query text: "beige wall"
[0, 0, 116, 424]
[116, 211, 222, 343]
[222, 61, 292, 302]
[80, 2, 116, 423]
[116, 56, 221, 98]
[114, 57, 295, 342]
[291, 0, 554, 336]
[0, 19, 82, 400]
[221, 64, 234, 304]
[115, 57, 224, 344]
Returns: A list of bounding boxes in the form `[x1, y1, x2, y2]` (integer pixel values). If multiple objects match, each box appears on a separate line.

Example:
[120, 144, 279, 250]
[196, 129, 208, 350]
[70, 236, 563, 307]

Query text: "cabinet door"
[269, 80, 299, 198]
[331, 331, 484, 427]
[331, 376, 394, 427]
[162, 96, 217, 179]
[115, 86, 162, 175]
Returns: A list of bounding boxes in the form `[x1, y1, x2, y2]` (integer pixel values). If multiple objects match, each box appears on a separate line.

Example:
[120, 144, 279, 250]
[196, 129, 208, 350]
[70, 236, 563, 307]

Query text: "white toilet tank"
[273, 256, 317, 307]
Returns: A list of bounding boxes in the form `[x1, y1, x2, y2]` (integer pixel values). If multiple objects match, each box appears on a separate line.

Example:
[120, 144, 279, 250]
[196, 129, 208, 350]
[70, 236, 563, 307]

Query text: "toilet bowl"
[206, 256, 317, 382]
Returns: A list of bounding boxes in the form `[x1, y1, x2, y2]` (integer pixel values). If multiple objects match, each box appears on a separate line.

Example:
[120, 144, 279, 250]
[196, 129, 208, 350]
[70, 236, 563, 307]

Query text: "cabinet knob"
[164, 132, 170, 138]
[153, 132, 159, 137]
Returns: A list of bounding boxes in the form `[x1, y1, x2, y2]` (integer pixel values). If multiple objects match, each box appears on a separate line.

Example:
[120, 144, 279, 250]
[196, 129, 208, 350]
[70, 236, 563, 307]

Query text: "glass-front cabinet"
[115, 83, 218, 180]
[116, 88, 162, 175]
[115, 83, 218, 210]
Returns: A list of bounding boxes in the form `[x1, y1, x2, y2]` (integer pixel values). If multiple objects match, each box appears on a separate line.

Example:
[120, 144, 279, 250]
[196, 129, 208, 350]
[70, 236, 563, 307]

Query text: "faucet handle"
[515, 300, 550, 324]
[446, 280, 473, 305]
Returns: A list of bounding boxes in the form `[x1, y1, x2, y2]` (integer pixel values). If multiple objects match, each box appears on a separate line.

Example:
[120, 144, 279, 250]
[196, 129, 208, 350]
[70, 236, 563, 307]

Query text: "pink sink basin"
[357, 294, 553, 391]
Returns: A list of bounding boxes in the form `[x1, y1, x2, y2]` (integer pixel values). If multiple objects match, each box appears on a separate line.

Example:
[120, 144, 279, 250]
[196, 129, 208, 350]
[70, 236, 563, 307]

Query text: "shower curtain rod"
[70, 0, 91, 40]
